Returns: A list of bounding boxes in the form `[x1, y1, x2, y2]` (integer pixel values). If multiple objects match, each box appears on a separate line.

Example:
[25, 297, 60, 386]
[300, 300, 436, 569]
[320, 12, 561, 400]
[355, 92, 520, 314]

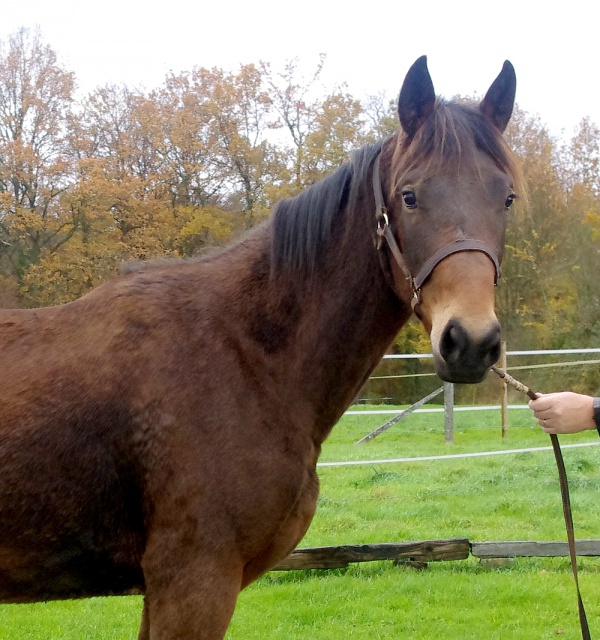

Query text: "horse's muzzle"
[435, 318, 501, 383]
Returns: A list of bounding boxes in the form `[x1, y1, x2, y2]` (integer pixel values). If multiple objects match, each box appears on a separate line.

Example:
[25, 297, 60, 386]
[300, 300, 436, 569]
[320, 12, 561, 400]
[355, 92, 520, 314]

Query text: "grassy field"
[2, 404, 600, 638]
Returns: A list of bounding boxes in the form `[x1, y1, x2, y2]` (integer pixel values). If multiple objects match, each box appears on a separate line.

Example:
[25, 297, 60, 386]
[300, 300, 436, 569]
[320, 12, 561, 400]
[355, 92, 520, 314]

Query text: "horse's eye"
[505, 193, 516, 209]
[402, 190, 417, 209]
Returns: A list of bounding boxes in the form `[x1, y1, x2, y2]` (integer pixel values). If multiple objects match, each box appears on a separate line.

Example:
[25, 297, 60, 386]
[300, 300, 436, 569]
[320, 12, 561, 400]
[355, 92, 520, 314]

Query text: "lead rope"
[491, 365, 591, 640]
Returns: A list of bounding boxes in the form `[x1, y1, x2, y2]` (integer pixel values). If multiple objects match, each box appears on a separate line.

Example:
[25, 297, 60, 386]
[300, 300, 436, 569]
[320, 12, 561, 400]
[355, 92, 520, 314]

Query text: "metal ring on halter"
[377, 212, 389, 233]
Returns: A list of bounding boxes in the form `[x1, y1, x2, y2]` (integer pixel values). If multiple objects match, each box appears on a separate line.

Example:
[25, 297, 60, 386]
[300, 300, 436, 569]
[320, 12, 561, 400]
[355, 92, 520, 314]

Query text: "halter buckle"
[375, 211, 389, 249]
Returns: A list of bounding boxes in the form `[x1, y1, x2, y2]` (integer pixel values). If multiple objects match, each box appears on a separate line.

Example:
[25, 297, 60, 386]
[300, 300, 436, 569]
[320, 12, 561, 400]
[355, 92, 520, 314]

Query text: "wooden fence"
[356, 345, 600, 444]
[273, 538, 600, 571]
[282, 349, 600, 574]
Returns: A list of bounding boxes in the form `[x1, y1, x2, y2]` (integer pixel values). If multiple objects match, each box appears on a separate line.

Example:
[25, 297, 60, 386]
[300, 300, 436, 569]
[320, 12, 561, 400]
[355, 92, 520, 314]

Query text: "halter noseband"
[372, 153, 501, 307]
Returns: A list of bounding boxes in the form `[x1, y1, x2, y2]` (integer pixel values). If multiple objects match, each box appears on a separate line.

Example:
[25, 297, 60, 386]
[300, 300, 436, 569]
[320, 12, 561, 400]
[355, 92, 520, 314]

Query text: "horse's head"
[380, 56, 523, 383]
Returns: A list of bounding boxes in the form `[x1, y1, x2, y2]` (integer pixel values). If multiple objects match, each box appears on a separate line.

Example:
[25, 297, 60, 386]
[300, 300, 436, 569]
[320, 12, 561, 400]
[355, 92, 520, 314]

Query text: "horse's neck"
[226, 216, 411, 443]
[296, 251, 409, 439]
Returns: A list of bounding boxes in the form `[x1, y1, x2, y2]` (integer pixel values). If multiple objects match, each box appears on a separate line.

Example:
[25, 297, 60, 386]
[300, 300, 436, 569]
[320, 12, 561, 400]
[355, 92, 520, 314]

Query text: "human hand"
[528, 392, 595, 434]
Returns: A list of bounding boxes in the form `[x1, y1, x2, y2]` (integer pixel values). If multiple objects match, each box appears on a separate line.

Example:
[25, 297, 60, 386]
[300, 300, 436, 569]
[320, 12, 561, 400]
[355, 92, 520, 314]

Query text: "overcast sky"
[2, 0, 599, 139]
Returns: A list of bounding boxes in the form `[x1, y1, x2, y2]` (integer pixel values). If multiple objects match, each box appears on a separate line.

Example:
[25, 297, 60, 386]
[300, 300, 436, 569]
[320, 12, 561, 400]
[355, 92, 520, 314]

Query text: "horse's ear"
[398, 55, 436, 139]
[480, 61, 516, 132]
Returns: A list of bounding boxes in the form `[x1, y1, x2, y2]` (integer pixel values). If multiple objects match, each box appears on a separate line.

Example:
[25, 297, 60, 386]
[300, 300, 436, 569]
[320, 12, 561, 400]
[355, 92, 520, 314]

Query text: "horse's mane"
[271, 142, 384, 274]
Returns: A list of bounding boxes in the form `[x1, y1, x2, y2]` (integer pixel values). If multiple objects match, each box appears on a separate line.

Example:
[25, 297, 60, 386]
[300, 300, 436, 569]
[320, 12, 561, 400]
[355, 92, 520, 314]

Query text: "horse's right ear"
[398, 56, 436, 139]
[480, 61, 516, 132]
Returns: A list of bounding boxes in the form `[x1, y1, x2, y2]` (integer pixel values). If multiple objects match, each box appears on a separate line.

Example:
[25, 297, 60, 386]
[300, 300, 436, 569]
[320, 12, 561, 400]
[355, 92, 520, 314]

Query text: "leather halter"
[372, 153, 501, 306]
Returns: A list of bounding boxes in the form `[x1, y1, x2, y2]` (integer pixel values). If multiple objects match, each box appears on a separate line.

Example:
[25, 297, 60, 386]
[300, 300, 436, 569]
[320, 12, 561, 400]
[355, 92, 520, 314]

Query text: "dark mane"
[391, 99, 525, 197]
[271, 142, 384, 274]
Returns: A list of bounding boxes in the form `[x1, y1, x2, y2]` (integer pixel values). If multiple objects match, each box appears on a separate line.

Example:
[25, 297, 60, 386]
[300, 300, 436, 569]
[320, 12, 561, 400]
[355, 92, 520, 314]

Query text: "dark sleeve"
[593, 397, 600, 437]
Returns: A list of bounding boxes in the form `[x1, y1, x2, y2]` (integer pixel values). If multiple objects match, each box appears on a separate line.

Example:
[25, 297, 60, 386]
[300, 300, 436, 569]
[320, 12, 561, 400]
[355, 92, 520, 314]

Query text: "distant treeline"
[1, 28, 600, 398]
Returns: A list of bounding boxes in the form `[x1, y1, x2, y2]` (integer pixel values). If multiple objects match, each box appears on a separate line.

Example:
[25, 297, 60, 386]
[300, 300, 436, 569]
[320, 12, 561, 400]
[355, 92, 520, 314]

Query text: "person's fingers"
[528, 395, 551, 412]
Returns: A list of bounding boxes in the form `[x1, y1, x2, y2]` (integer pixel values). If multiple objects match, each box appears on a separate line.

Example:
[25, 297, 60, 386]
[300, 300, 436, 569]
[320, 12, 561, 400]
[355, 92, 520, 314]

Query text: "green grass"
[0, 596, 142, 639]
[309, 405, 600, 544]
[2, 405, 600, 638]
[227, 560, 600, 639]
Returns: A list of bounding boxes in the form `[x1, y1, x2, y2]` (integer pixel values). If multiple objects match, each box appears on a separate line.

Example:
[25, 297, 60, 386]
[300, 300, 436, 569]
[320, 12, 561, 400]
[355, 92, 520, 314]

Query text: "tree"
[363, 92, 399, 142]
[0, 28, 76, 286]
[564, 116, 600, 195]
[302, 92, 368, 183]
[558, 117, 600, 361]
[71, 80, 234, 262]
[181, 64, 282, 227]
[498, 107, 572, 347]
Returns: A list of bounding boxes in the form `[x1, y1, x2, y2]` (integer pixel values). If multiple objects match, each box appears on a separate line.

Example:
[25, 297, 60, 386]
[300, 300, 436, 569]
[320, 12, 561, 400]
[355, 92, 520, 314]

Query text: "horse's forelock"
[390, 100, 525, 199]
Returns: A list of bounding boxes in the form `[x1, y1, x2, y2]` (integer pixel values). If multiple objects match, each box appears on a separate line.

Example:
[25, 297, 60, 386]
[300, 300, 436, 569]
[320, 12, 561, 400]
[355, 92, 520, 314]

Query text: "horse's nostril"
[481, 324, 501, 366]
[440, 321, 468, 365]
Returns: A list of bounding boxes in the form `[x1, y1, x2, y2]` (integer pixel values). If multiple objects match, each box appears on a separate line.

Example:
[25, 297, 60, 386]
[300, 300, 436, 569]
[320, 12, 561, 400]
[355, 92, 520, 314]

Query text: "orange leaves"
[0, 34, 388, 308]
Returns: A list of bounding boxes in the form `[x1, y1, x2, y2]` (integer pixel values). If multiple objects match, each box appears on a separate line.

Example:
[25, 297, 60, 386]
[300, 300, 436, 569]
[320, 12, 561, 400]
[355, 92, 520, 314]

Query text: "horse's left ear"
[480, 60, 516, 132]
[398, 55, 436, 139]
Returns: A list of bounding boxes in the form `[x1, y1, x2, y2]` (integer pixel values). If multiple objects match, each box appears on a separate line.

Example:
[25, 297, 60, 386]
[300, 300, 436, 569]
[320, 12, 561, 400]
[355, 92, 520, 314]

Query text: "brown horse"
[0, 56, 523, 638]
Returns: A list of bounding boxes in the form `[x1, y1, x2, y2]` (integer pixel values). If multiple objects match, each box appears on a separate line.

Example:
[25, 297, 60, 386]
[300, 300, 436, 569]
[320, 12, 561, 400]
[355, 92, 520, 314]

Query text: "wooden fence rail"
[272, 538, 600, 571]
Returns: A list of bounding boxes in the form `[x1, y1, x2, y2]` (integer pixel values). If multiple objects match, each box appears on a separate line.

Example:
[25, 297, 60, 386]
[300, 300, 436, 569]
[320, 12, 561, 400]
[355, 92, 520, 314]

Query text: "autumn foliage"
[1, 28, 600, 388]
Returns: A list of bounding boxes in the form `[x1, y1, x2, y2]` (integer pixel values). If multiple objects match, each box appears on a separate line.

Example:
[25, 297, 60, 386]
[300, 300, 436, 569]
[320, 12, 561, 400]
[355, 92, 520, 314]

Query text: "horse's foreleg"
[142, 556, 242, 640]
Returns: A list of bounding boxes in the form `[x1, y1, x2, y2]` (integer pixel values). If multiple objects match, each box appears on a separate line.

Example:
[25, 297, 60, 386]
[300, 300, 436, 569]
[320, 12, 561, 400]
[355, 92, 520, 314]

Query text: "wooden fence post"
[444, 382, 454, 444]
[500, 340, 508, 438]
[355, 386, 444, 445]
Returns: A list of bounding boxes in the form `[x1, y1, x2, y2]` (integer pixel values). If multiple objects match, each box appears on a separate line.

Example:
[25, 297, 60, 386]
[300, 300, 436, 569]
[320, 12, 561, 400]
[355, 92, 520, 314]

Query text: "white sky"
[2, 0, 599, 140]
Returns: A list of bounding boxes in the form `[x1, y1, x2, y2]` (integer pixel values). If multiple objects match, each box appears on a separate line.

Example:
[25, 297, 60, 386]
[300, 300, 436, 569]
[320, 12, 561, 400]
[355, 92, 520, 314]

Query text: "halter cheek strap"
[372, 153, 501, 306]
